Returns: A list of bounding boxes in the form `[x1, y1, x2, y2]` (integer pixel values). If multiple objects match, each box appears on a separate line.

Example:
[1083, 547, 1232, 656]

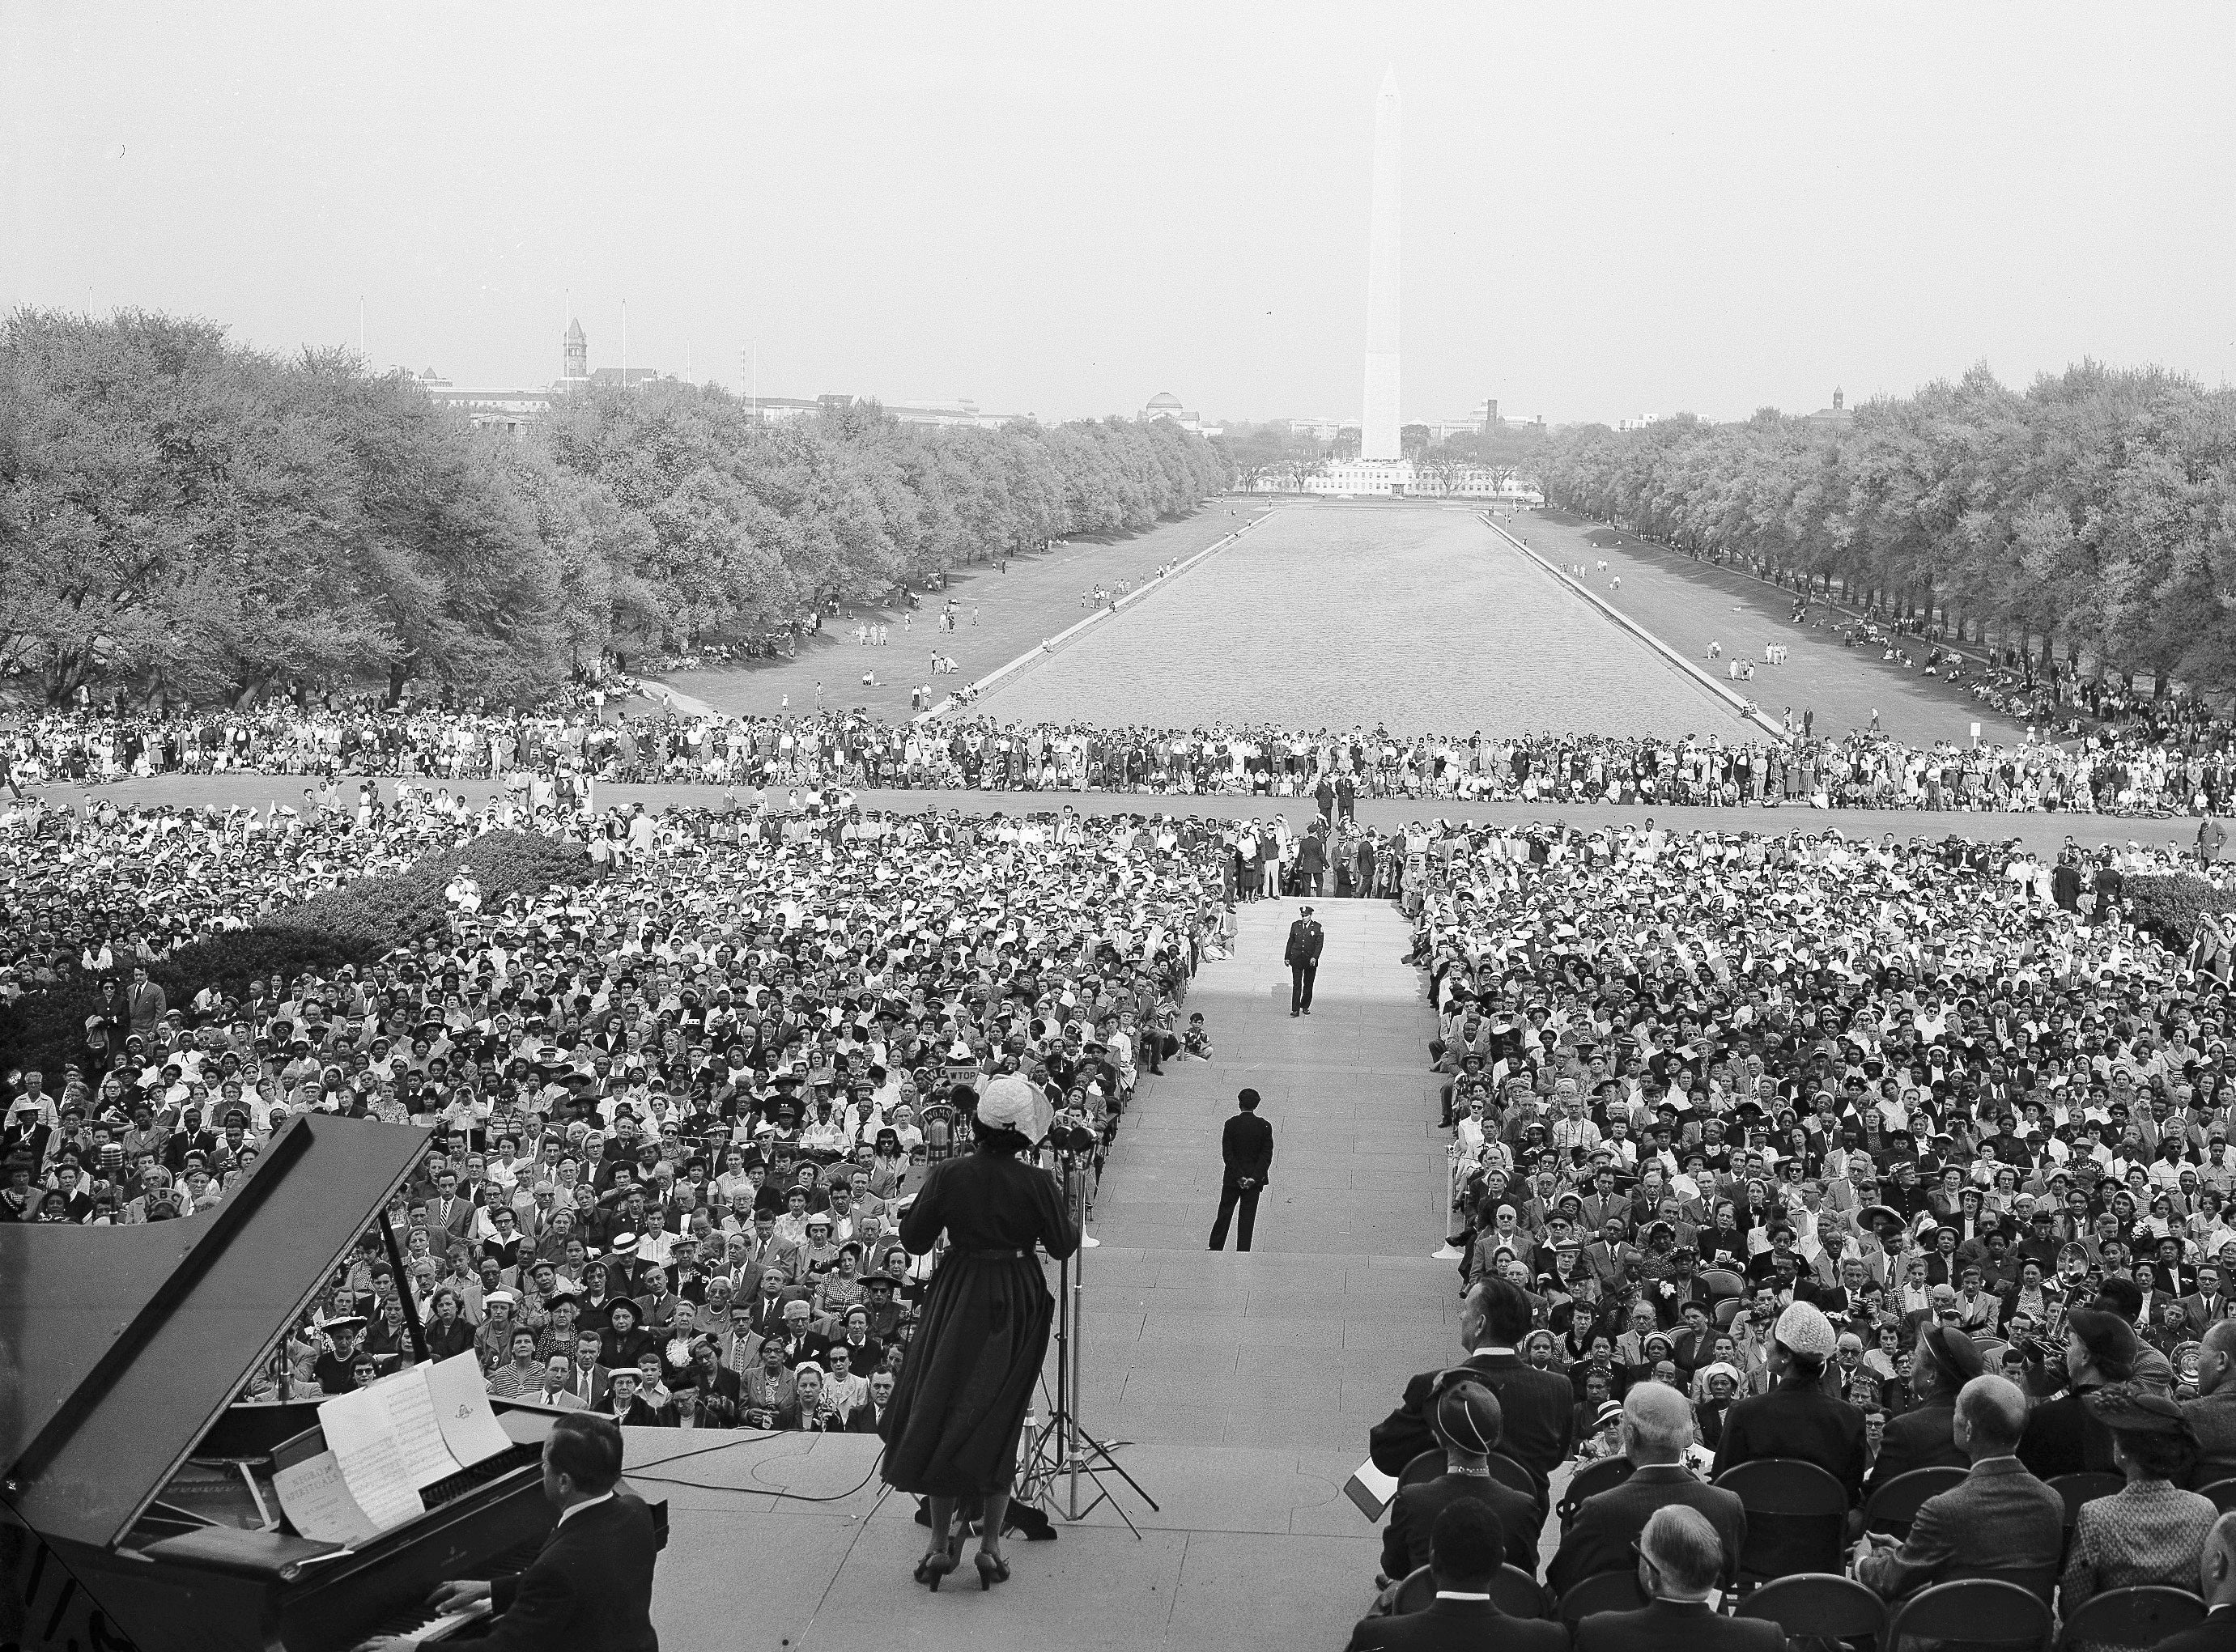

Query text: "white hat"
[1774, 1301, 1837, 1361]
[976, 1074, 1046, 1141]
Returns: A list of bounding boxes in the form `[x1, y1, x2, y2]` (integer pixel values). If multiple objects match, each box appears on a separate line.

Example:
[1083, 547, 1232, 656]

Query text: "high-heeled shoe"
[915, 1540, 962, 1590]
[975, 1551, 1010, 1590]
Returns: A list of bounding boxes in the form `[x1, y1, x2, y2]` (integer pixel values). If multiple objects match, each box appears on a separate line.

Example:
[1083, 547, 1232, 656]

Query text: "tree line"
[1539, 363, 2236, 691]
[0, 309, 1231, 707]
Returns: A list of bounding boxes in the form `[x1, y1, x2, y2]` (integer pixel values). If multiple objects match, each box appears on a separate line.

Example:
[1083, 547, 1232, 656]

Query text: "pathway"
[1514, 509, 2034, 746]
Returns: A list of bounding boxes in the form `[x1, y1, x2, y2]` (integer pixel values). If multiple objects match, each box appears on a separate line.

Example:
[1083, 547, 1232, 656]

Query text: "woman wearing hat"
[2019, 1307, 2140, 1479]
[2059, 1387, 2218, 1624]
[882, 1074, 1078, 1594]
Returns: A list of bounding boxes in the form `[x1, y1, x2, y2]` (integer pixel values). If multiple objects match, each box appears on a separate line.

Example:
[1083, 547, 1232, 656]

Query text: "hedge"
[0, 830, 591, 1088]
[2123, 873, 2236, 951]
[274, 830, 591, 948]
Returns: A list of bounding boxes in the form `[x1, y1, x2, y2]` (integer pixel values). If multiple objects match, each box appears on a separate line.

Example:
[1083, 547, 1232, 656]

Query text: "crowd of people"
[1341, 812, 2236, 1643]
[15, 698, 2236, 820]
[0, 791, 1235, 1441]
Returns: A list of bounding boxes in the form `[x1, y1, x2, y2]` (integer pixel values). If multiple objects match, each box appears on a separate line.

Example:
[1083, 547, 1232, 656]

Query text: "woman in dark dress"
[882, 1076, 1078, 1591]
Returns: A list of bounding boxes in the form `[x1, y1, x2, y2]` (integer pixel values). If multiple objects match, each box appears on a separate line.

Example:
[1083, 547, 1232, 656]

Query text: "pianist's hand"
[426, 1580, 492, 1615]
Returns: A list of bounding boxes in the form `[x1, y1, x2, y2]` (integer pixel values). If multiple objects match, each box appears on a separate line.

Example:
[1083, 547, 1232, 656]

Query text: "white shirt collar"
[1435, 1590, 1490, 1601]
[1472, 1345, 1516, 1358]
[555, 1489, 615, 1527]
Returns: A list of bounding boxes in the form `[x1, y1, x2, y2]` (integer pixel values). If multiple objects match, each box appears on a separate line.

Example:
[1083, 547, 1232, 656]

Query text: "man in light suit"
[1284, 904, 1324, 1017]
[530, 1355, 588, 1411]
[1346, 1502, 1566, 1652]
[1855, 1374, 2065, 1600]
[1550, 1384, 1748, 1595]
[1576, 1505, 1782, 1652]
[2184, 1265, 2231, 1337]
[1209, 1089, 1274, 1252]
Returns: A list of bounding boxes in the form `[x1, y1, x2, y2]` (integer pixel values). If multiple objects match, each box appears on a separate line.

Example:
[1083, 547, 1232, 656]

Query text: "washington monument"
[1360, 67, 1401, 462]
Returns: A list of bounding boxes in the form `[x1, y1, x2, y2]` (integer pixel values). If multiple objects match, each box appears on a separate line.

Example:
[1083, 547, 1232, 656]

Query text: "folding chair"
[2048, 1471, 2123, 1557]
[1486, 1563, 1545, 1620]
[2054, 1585, 2207, 1650]
[1735, 1573, 1888, 1645]
[1555, 1569, 1649, 1626]
[1714, 1458, 1850, 1585]
[1556, 1456, 1636, 1531]
[1884, 1578, 2051, 1651]
[1396, 1449, 1445, 1494]
[1862, 1465, 1967, 1539]
[1486, 1450, 1541, 1509]
[2199, 1476, 2236, 1516]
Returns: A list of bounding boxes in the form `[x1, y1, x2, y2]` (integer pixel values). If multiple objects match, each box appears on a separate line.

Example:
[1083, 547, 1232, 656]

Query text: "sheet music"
[314, 1397, 427, 1531]
[271, 1449, 381, 1545]
[424, 1351, 514, 1467]
[368, 1365, 461, 1488]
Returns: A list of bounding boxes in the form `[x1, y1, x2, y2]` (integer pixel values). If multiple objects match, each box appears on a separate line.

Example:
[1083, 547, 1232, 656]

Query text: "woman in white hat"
[882, 1075, 1079, 1595]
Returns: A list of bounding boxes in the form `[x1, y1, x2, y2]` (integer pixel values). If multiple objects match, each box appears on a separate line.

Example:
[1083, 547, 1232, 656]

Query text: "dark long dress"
[880, 1150, 1080, 1497]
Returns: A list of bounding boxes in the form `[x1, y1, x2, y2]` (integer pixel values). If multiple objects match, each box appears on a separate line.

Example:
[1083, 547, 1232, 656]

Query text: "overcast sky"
[6, 2, 2234, 427]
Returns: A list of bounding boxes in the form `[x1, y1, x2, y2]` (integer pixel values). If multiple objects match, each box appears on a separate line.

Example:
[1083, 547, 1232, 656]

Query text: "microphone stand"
[1018, 1147, 1159, 1535]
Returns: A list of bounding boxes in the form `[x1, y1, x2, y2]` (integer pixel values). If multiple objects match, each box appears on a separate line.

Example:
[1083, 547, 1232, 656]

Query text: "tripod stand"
[1014, 1148, 1160, 1535]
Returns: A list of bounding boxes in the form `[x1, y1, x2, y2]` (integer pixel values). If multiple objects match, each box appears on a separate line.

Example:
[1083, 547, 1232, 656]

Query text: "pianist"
[355, 1412, 660, 1652]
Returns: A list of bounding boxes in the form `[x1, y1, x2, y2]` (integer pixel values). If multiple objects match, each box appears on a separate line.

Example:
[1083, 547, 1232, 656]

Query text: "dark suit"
[564, 1362, 611, 1410]
[2017, 1384, 2117, 1481]
[846, 1401, 890, 1435]
[1548, 1463, 1749, 1595]
[1577, 1599, 1782, 1652]
[1285, 916, 1324, 1013]
[1711, 1375, 1869, 1505]
[1209, 1109, 1275, 1251]
[1346, 1597, 1567, 1652]
[1861, 1401, 1964, 1499]
[483, 1491, 659, 1652]
[1382, 1470, 1543, 1580]
[1854, 1456, 2064, 1599]
[2153, 1604, 2236, 1652]
[1371, 1352, 1577, 1498]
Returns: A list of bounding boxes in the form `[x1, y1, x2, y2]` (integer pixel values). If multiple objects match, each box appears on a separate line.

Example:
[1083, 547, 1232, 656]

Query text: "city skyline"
[10, 4, 2236, 427]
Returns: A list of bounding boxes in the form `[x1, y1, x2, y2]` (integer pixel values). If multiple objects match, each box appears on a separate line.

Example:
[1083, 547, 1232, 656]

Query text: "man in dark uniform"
[1209, 1089, 1274, 1252]
[1710, 1301, 1868, 1505]
[358, 1412, 660, 1652]
[1862, 1323, 1980, 1500]
[1285, 905, 1324, 1017]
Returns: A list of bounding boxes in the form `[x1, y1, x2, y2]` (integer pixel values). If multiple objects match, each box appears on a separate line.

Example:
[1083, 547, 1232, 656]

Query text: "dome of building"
[1145, 391, 1183, 410]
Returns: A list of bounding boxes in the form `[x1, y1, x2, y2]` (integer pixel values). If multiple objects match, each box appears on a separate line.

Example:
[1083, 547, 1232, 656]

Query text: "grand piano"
[1, 1115, 632, 1652]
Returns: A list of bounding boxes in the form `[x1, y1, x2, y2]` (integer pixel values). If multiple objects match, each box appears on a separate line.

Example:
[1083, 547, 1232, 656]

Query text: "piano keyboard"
[356, 1535, 544, 1644]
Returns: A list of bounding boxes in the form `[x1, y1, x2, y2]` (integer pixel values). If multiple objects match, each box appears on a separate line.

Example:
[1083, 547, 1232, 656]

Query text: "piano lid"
[0, 1115, 430, 1551]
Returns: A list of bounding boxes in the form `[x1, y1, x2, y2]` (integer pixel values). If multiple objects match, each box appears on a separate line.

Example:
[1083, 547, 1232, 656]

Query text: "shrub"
[2123, 873, 2236, 951]
[270, 830, 591, 946]
[0, 830, 589, 1089]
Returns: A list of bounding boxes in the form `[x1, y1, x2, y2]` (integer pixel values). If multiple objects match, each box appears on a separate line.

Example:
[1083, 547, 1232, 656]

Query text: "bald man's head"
[2204, 1510, 2236, 1605]
[1621, 1382, 1695, 1463]
[1954, 1374, 2027, 1455]
[2203, 1321, 2236, 1399]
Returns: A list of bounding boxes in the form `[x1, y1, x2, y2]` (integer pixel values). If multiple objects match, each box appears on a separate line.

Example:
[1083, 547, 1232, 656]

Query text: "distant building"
[413, 316, 668, 437]
[1802, 387, 1855, 431]
[750, 393, 1035, 429]
[1239, 458, 1541, 503]
[1138, 391, 1222, 438]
